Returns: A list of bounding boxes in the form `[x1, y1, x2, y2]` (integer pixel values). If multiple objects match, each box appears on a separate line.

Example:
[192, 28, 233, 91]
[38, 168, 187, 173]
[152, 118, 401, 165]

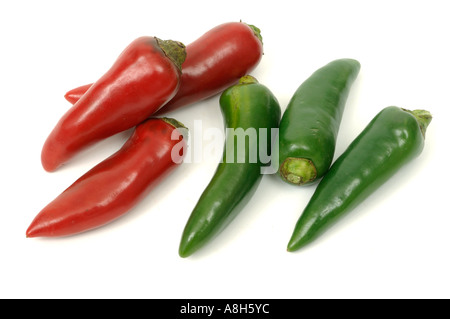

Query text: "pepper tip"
[25, 226, 37, 238]
[286, 239, 297, 253]
[286, 237, 307, 253]
[178, 246, 192, 258]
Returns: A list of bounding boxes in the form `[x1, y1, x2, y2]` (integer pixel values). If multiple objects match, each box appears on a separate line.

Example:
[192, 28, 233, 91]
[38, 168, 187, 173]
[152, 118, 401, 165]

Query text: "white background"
[1, 0, 449, 299]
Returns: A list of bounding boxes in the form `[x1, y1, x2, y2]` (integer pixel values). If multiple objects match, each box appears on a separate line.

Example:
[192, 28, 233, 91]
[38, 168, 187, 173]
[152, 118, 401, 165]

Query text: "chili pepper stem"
[161, 117, 189, 142]
[238, 75, 259, 85]
[280, 157, 317, 185]
[401, 108, 432, 137]
[155, 38, 186, 72]
[161, 117, 187, 130]
[244, 23, 263, 45]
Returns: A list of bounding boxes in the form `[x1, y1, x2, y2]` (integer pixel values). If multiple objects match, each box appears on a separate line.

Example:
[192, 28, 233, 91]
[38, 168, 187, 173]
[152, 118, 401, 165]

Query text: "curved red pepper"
[42, 37, 186, 172]
[64, 21, 264, 114]
[27, 118, 187, 238]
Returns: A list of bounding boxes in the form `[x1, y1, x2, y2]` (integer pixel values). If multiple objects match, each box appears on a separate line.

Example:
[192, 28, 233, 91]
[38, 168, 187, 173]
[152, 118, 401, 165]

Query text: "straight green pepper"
[179, 75, 281, 257]
[277, 59, 360, 185]
[287, 106, 432, 251]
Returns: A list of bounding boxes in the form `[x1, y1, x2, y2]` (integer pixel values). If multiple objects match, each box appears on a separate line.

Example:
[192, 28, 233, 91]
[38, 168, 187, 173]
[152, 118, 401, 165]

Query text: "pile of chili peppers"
[27, 21, 432, 258]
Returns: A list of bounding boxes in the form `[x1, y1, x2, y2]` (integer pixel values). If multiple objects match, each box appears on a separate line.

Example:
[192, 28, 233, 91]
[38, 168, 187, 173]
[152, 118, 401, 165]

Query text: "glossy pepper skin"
[178, 76, 281, 258]
[27, 118, 187, 238]
[42, 37, 186, 172]
[287, 106, 432, 251]
[277, 59, 360, 186]
[64, 22, 264, 114]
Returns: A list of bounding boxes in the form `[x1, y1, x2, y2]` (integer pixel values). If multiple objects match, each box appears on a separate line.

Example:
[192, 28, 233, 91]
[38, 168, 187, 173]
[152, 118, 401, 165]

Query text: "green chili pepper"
[287, 106, 432, 251]
[179, 75, 281, 258]
[277, 58, 360, 185]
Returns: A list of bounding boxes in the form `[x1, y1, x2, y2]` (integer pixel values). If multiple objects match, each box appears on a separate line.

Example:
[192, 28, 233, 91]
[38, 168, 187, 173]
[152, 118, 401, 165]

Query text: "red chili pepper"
[27, 118, 187, 238]
[63, 21, 264, 114]
[42, 37, 186, 172]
